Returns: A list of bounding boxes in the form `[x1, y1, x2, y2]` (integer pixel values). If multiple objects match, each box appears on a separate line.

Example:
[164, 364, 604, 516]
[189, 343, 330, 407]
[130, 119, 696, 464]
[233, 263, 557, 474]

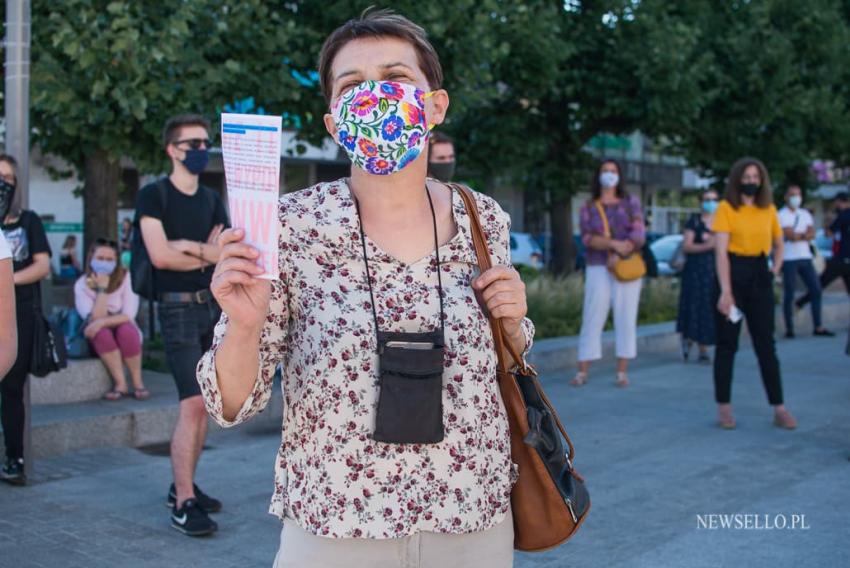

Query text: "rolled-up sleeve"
[517, 317, 535, 367]
[197, 277, 290, 428]
[579, 204, 595, 246]
[74, 277, 94, 319]
[120, 273, 139, 319]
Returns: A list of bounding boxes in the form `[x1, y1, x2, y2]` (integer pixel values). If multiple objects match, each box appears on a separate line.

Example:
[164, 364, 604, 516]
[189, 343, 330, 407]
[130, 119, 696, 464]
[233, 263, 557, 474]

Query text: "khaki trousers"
[273, 507, 514, 568]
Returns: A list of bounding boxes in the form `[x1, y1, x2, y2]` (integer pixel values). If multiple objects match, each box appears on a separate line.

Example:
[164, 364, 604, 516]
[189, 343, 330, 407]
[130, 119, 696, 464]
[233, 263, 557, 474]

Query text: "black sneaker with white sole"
[0, 458, 26, 486]
[166, 483, 222, 513]
[171, 498, 218, 537]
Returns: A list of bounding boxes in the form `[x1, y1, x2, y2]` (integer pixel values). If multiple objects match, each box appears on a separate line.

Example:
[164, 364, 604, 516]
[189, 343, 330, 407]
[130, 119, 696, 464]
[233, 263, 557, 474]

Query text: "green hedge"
[524, 274, 680, 340]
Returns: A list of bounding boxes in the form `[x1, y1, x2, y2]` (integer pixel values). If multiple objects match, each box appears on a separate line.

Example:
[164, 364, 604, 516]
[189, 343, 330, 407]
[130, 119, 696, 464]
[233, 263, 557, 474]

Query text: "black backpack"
[130, 179, 168, 300]
[32, 288, 68, 377]
[130, 178, 219, 299]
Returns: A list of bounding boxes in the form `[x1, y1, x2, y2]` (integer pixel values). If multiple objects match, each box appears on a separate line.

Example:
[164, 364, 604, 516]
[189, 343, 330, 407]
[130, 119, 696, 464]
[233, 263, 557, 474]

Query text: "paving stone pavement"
[0, 331, 848, 568]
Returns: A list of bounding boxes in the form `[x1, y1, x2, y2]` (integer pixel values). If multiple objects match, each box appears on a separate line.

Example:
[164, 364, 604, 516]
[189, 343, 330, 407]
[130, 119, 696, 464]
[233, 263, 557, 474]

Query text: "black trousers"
[1, 300, 35, 460]
[714, 255, 784, 405]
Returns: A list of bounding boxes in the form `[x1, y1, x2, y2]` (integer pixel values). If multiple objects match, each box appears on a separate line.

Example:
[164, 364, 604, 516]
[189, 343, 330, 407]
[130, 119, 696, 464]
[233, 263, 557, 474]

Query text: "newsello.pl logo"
[697, 514, 810, 530]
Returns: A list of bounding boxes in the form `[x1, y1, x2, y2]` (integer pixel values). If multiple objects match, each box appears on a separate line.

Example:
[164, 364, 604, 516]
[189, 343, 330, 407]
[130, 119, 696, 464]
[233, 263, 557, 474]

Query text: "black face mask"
[0, 179, 16, 222]
[428, 161, 456, 183]
[740, 183, 760, 197]
[182, 148, 209, 175]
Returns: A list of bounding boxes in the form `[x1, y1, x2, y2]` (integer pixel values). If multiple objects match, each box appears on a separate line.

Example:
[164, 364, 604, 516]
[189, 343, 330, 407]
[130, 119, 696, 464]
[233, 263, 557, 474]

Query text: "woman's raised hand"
[94, 273, 110, 289]
[717, 290, 734, 318]
[211, 228, 272, 332]
[472, 265, 528, 338]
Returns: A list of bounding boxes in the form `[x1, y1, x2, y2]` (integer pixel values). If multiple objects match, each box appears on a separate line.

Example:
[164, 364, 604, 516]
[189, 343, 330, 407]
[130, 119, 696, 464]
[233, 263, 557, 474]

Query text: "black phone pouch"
[372, 329, 445, 444]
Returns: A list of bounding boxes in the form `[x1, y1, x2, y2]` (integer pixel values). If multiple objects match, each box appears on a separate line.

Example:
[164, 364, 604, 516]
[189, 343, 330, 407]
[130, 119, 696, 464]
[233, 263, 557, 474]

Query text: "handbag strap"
[452, 183, 577, 462]
[594, 201, 611, 238]
[452, 184, 526, 374]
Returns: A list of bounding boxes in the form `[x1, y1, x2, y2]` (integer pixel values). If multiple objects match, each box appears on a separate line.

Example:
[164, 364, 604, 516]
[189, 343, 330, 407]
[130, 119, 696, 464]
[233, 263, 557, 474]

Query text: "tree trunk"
[550, 195, 576, 276]
[83, 149, 121, 253]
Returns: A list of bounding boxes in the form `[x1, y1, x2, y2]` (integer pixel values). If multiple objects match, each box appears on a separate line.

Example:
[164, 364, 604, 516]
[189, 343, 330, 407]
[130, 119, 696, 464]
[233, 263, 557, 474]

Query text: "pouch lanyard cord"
[354, 187, 446, 343]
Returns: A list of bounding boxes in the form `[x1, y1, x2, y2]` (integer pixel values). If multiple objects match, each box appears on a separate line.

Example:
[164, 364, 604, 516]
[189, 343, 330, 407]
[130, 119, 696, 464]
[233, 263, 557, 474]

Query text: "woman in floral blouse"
[572, 159, 645, 388]
[197, 10, 534, 568]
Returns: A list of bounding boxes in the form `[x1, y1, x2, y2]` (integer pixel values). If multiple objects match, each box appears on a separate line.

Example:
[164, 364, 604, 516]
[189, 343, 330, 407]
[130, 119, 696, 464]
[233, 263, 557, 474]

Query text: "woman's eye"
[338, 83, 357, 96]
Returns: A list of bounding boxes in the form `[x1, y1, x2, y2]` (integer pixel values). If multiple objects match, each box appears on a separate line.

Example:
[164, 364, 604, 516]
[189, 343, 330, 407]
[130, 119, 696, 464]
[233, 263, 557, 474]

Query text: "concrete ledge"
[6, 296, 847, 460]
[1, 371, 283, 459]
[30, 358, 112, 405]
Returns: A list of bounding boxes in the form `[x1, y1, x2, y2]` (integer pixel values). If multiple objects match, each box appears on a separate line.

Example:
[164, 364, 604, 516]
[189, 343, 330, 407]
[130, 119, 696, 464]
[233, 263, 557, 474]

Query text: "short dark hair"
[318, 8, 443, 104]
[701, 188, 720, 200]
[836, 191, 850, 202]
[589, 159, 627, 201]
[724, 157, 773, 209]
[162, 114, 211, 148]
[0, 154, 19, 184]
[430, 131, 454, 147]
[785, 183, 803, 195]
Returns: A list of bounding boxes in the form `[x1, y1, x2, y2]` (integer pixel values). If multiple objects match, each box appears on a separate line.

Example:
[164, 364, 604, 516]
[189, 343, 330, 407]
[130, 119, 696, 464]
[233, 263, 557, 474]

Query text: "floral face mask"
[332, 80, 432, 176]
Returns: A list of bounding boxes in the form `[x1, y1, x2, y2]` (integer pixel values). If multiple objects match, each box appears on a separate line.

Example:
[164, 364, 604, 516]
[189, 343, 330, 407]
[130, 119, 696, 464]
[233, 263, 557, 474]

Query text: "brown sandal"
[615, 372, 629, 388]
[133, 388, 151, 401]
[773, 409, 797, 430]
[570, 372, 588, 387]
[102, 389, 128, 401]
[718, 405, 736, 429]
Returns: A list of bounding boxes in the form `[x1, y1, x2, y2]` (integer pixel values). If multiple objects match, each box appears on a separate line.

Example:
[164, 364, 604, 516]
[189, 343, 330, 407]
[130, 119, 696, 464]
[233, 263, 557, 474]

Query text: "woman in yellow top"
[712, 157, 797, 430]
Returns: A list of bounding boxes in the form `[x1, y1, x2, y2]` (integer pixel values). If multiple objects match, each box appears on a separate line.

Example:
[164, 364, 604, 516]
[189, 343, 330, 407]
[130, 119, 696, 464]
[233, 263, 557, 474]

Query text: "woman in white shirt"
[74, 238, 148, 400]
[777, 184, 832, 338]
[0, 232, 16, 380]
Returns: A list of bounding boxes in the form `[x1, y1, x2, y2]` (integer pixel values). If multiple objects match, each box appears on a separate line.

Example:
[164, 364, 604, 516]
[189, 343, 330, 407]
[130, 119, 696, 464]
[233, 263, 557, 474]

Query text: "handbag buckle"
[565, 497, 578, 523]
[518, 362, 538, 377]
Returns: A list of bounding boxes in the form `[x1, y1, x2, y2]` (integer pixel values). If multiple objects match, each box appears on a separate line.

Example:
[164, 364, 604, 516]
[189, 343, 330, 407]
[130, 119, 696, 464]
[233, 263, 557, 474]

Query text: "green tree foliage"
[665, 0, 850, 189]
[276, 1, 714, 272]
[446, 1, 712, 272]
[30, 1, 309, 247]
[25, 0, 850, 270]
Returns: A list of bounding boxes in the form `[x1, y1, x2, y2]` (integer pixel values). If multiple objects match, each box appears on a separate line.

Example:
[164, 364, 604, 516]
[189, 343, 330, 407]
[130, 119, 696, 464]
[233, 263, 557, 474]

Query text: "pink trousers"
[90, 322, 141, 358]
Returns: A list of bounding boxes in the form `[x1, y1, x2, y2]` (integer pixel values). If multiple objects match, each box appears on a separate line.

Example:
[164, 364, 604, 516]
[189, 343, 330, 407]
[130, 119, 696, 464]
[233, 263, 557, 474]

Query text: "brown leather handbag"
[455, 185, 591, 552]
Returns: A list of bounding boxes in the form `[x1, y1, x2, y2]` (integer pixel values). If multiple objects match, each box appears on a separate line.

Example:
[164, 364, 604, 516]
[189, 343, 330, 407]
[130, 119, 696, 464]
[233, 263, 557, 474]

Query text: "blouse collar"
[331, 178, 477, 267]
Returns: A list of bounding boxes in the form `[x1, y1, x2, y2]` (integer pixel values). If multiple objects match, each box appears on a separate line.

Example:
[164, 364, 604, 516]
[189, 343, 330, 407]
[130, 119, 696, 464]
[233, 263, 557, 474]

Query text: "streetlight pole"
[5, 0, 31, 201]
[5, 0, 32, 480]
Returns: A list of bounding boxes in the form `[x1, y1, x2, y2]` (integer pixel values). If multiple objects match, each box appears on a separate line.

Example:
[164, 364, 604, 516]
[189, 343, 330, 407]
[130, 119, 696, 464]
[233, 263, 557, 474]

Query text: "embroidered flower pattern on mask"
[332, 80, 430, 176]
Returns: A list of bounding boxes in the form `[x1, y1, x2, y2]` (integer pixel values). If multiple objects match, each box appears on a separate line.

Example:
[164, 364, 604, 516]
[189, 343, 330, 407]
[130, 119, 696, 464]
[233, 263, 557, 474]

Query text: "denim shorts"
[158, 300, 221, 400]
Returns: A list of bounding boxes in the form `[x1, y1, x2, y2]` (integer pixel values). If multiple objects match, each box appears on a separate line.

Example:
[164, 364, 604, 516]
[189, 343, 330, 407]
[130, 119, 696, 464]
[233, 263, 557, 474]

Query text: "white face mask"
[788, 195, 802, 209]
[599, 171, 619, 189]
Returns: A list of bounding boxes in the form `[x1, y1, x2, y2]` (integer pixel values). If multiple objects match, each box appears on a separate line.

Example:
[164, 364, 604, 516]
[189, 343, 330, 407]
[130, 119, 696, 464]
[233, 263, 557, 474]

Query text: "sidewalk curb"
[5, 298, 847, 460]
[529, 296, 849, 377]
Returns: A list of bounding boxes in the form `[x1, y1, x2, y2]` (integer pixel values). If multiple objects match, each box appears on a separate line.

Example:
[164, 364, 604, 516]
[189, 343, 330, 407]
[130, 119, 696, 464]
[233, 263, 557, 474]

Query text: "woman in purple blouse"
[572, 159, 645, 388]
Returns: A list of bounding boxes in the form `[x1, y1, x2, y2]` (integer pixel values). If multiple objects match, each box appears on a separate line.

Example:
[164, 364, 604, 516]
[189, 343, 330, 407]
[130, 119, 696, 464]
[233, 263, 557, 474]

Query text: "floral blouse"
[197, 179, 535, 539]
[579, 195, 646, 266]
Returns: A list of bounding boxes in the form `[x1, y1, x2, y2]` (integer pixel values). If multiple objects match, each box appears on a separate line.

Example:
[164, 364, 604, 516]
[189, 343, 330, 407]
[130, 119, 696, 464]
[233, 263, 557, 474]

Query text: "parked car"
[511, 232, 544, 270]
[650, 234, 684, 277]
[573, 235, 586, 272]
